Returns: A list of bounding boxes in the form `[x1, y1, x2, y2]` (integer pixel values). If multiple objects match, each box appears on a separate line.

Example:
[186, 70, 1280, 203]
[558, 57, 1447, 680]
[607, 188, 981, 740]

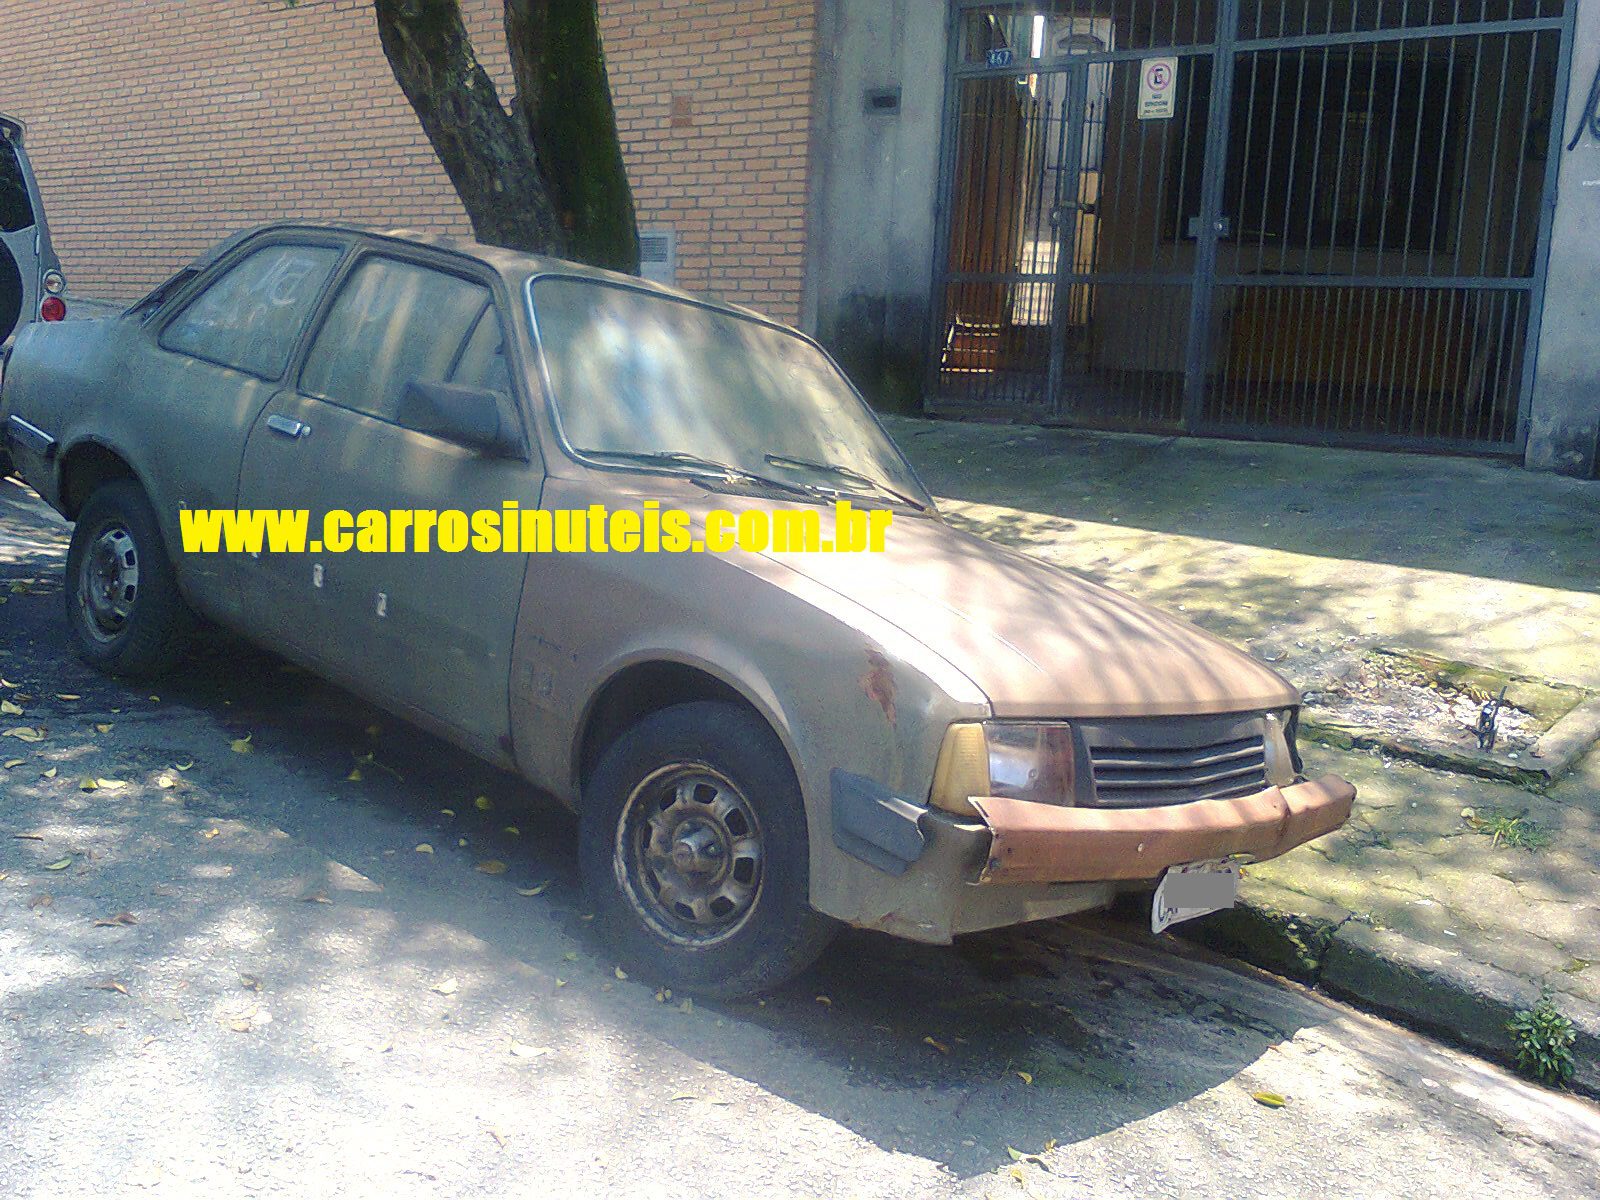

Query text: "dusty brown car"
[0, 223, 1354, 995]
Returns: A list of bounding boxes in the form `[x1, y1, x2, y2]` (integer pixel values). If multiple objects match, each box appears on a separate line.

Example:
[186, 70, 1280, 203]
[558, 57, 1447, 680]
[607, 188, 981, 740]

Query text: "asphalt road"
[2, 474, 1598, 1198]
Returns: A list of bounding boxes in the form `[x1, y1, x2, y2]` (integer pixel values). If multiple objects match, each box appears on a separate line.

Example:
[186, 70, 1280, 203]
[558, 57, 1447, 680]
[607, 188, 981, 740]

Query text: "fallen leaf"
[298, 891, 331, 904]
[556, 978, 567, 988]
[474, 795, 493, 811]
[562, 952, 578, 962]
[614, 966, 628, 980]
[12, 832, 44, 840]
[678, 998, 693, 1014]
[365, 722, 382, 737]
[41, 766, 57, 778]
[174, 761, 194, 771]
[345, 767, 363, 782]
[2, 758, 23, 769]
[515, 881, 549, 896]
[1015, 1070, 1034, 1085]
[815, 995, 832, 1006]
[29, 893, 52, 909]
[440, 807, 456, 817]
[509, 1042, 551, 1059]
[239, 973, 261, 991]
[228, 1017, 253, 1033]
[95, 723, 114, 734]
[487, 1127, 507, 1150]
[230, 734, 252, 754]
[414, 843, 434, 855]
[93, 912, 137, 927]
[81, 777, 127, 792]
[203, 828, 220, 839]
[502, 825, 520, 837]
[1008, 1165, 1027, 1184]
[2, 726, 46, 742]
[923, 1036, 950, 1054]
[88, 979, 129, 996]
[431, 977, 459, 995]
[155, 774, 176, 789]
[55, 693, 80, 701]
[475, 859, 507, 875]
[0, 700, 22, 716]
[1252, 1091, 1287, 1109]
[44, 857, 72, 870]
[0, 677, 15, 687]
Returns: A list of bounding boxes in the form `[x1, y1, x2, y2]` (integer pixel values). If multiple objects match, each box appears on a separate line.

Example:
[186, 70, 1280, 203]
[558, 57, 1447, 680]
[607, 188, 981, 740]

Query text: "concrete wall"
[1526, 0, 1600, 477]
[806, 0, 948, 411]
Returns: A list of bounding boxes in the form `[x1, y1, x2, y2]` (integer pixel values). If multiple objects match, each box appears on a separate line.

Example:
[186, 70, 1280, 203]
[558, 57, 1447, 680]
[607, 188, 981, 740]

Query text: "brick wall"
[0, 0, 816, 325]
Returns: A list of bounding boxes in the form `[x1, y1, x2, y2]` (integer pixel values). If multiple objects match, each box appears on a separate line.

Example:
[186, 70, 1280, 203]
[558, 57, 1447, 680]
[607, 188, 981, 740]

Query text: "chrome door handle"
[265, 414, 310, 439]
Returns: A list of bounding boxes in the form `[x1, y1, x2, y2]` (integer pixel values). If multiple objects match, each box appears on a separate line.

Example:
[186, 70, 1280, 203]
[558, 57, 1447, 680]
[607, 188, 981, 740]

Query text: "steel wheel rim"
[615, 762, 764, 947]
[78, 525, 140, 641]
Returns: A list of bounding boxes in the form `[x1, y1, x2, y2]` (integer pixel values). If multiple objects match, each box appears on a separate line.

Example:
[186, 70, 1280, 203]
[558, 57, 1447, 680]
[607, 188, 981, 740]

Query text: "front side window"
[300, 256, 490, 422]
[162, 244, 340, 379]
[529, 278, 927, 503]
[0, 138, 35, 233]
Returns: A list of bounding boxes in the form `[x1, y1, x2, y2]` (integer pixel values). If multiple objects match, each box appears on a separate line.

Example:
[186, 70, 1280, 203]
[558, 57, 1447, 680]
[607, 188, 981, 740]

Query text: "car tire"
[580, 701, 836, 998]
[64, 479, 192, 679]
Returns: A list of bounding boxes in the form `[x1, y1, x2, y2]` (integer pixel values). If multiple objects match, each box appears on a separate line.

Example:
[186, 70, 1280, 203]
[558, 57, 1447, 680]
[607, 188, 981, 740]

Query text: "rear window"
[0, 139, 35, 233]
[161, 244, 340, 379]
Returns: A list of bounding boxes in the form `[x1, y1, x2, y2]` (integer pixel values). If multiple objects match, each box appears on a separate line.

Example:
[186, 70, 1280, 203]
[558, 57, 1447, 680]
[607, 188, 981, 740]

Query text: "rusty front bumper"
[968, 773, 1355, 885]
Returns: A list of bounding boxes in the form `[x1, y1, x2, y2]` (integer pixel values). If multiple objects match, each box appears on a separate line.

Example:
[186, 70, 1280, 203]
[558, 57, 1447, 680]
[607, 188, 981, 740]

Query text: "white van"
[1, 113, 65, 347]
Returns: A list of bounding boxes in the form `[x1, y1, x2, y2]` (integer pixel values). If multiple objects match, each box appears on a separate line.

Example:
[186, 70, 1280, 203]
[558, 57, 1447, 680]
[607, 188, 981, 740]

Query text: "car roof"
[191, 219, 769, 325]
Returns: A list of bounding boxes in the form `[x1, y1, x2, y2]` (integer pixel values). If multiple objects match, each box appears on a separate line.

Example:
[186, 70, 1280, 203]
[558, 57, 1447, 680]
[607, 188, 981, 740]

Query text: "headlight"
[41, 269, 65, 295]
[928, 721, 1079, 815]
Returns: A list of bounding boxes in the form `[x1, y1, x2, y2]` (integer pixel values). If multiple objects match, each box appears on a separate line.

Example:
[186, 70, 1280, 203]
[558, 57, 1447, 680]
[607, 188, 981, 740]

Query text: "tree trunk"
[373, 0, 637, 272]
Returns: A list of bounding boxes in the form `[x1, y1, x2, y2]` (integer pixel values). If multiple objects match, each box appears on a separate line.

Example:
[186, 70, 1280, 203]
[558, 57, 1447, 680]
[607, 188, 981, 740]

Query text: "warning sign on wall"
[1138, 57, 1178, 119]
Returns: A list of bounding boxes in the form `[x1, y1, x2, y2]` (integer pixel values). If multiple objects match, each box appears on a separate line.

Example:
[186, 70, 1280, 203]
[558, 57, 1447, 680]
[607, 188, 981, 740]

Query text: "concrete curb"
[1188, 889, 1600, 1098]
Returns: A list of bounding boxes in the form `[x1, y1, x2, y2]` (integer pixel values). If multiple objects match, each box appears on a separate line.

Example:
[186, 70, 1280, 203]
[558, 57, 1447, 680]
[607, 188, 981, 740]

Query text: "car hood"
[761, 506, 1298, 719]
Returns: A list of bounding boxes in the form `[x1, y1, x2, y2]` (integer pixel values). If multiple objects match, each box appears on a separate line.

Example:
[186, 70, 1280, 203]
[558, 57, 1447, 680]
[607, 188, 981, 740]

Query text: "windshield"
[528, 276, 929, 505]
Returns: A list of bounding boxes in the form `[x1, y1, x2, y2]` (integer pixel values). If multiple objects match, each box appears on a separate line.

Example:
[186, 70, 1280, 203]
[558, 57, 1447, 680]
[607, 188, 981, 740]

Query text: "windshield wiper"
[576, 449, 817, 500]
[763, 453, 927, 511]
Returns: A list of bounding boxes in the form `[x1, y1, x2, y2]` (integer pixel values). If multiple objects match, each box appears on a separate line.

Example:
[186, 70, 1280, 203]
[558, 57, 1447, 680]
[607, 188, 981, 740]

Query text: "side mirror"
[397, 379, 523, 458]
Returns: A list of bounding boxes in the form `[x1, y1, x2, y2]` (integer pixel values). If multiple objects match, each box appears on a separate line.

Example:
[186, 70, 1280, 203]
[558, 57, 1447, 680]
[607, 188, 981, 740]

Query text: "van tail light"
[40, 296, 66, 321]
[41, 269, 65, 295]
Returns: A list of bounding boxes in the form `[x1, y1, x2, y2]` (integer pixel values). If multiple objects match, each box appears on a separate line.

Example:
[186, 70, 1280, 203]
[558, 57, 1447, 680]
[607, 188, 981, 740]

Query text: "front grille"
[1083, 718, 1270, 808]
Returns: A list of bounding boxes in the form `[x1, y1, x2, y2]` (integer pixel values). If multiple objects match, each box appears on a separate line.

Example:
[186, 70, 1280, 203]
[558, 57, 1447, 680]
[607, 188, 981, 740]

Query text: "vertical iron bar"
[1183, 0, 1240, 430]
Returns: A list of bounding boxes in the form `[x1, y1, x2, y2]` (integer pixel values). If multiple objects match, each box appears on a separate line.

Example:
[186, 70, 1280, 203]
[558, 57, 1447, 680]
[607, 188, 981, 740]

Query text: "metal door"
[930, 0, 1575, 456]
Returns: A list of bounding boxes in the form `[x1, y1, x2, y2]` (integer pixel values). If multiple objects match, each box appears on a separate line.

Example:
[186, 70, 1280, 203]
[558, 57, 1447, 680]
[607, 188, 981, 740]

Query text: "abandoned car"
[0, 223, 1354, 995]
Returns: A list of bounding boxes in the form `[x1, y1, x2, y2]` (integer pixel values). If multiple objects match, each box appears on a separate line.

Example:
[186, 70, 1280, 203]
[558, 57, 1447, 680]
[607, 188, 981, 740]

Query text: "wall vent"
[638, 227, 676, 286]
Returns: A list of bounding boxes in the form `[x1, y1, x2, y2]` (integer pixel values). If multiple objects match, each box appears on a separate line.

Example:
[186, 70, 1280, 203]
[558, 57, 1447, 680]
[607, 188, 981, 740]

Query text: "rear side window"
[161, 244, 340, 379]
[300, 256, 489, 422]
[0, 139, 34, 233]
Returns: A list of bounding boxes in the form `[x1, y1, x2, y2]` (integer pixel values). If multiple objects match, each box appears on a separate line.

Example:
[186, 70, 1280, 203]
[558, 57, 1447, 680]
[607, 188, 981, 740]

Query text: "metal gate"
[930, 0, 1576, 454]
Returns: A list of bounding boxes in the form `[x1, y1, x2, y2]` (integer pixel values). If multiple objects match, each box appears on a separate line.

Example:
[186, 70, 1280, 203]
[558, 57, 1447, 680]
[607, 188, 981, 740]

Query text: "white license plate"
[1151, 859, 1240, 933]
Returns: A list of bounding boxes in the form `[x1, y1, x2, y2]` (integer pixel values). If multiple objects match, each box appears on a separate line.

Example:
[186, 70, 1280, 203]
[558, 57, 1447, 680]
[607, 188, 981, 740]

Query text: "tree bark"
[373, 0, 637, 272]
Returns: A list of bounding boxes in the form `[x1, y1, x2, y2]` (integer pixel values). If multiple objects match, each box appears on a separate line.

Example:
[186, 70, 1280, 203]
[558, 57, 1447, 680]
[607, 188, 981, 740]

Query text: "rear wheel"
[64, 480, 192, 678]
[580, 701, 836, 998]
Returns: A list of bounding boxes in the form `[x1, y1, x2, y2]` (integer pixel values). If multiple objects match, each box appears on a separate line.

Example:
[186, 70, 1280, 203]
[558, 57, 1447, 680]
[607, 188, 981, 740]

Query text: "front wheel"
[64, 479, 192, 678]
[580, 701, 836, 998]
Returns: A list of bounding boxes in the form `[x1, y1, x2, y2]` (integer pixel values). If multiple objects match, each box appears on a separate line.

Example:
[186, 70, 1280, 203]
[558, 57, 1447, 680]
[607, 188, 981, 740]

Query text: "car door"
[143, 238, 344, 621]
[235, 250, 543, 760]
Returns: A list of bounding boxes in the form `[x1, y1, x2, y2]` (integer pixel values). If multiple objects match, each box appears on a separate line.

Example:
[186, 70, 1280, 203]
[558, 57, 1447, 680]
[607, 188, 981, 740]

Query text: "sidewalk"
[884, 415, 1600, 1094]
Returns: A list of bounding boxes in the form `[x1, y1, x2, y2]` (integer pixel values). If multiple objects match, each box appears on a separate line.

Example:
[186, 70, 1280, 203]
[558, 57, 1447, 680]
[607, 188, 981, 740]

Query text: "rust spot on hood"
[860, 648, 897, 724]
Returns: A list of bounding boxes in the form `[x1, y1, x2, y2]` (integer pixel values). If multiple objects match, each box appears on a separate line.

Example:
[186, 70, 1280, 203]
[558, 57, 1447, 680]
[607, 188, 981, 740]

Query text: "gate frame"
[926, 0, 1579, 459]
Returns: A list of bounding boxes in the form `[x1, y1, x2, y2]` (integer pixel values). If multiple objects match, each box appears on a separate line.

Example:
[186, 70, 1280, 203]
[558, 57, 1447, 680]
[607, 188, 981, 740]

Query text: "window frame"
[154, 235, 350, 382]
[293, 241, 534, 457]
